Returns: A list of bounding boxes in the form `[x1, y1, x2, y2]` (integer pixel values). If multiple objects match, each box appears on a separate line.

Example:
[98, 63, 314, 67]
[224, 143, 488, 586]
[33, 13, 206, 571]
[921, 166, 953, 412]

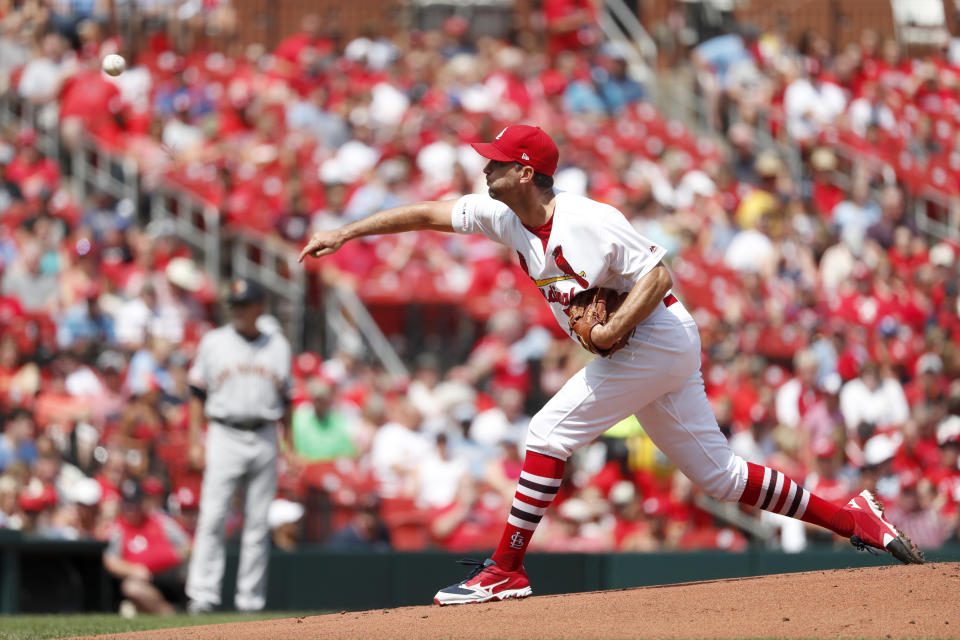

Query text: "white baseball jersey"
[188, 325, 292, 422]
[452, 191, 667, 340]
[452, 189, 750, 506]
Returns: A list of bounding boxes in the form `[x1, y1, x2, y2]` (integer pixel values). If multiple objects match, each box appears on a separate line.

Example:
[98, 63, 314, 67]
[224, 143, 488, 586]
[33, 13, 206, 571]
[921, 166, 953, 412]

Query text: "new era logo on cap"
[471, 125, 559, 176]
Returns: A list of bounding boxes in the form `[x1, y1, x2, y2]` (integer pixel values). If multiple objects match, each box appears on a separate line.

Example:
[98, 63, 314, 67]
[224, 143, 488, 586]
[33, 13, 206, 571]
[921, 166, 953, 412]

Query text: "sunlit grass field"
[0, 611, 319, 640]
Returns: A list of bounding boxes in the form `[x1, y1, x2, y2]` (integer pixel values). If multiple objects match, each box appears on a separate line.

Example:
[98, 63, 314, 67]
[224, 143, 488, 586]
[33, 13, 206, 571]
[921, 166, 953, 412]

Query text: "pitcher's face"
[483, 160, 522, 201]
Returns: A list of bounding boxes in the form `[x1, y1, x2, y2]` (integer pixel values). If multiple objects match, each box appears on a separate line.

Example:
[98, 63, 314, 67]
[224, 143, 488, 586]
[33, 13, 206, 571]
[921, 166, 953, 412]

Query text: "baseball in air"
[101, 54, 126, 76]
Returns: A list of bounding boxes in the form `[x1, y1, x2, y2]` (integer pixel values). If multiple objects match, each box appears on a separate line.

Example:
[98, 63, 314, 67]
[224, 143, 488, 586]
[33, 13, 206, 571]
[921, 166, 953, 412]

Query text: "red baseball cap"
[471, 125, 559, 176]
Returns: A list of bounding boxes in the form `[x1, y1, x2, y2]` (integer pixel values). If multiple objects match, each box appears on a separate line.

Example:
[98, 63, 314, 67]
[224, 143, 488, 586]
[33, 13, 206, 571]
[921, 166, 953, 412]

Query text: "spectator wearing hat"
[734, 150, 786, 230]
[860, 433, 901, 500]
[267, 498, 304, 552]
[291, 377, 356, 462]
[103, 480, 191, 615]
[16, 479, 59, 536]
[68, 476, 104, 539]
[172, 485, 200, 537]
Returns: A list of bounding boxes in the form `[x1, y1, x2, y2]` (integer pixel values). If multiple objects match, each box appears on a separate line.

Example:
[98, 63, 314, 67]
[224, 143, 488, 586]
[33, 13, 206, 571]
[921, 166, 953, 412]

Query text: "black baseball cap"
[228, 277, 265, 305]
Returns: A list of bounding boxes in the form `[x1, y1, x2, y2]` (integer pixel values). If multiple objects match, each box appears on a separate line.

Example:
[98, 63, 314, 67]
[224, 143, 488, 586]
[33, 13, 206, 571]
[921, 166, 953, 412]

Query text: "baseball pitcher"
[299, 125, 923, 606]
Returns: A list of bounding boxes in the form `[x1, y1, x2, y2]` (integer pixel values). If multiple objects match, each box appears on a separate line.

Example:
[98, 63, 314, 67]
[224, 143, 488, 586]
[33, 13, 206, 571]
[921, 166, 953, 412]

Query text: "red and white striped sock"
[491, 450, 565, 572]
[738, 462, 854, 536]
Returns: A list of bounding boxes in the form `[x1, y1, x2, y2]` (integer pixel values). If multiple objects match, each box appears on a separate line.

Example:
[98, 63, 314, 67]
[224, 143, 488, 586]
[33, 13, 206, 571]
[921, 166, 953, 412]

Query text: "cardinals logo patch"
[532, 245, 589, 288]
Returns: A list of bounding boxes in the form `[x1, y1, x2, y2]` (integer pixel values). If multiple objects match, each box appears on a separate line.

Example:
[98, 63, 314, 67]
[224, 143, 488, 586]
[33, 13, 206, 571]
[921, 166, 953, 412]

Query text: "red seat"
[379, 497, 432, 551]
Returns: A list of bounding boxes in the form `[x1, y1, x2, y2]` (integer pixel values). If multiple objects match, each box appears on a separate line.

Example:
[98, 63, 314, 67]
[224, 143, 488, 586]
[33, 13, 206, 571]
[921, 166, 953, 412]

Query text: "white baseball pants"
[526, 301, 748, 502]
[185, 422, 277, 611]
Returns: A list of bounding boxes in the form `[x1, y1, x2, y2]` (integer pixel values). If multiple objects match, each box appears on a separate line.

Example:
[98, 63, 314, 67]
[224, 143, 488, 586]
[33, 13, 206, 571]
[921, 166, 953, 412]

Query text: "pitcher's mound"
[90, 562, 960, 639]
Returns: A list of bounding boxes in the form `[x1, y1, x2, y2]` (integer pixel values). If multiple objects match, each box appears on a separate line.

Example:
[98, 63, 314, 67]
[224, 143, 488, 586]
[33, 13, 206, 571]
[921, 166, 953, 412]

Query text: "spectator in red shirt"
[808, 147, 844, 220]
[57, 61, 123, 151]
[542, 0, 599, 58]
[804, 438, 851, 505]
[103, 480, 191, 614]
[4, 129, 60, 201]
[273, 13, 336, 77]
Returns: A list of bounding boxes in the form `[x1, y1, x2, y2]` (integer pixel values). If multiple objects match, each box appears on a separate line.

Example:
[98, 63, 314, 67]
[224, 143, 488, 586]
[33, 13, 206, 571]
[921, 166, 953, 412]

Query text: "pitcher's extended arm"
[298, 200, 456, 262]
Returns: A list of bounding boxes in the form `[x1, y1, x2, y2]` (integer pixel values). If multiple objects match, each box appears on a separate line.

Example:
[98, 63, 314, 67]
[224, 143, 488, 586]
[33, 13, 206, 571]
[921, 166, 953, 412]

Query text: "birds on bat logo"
[551, 245, 589, 288]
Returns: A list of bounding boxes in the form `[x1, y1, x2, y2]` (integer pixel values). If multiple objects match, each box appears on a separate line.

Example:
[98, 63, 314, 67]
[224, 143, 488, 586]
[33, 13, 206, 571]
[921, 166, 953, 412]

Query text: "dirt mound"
[85, 562, 960, 640]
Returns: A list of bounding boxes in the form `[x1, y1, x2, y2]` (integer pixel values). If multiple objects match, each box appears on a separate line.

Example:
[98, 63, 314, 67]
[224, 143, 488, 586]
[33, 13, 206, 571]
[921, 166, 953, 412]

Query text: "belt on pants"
[211, 417, 273, 431]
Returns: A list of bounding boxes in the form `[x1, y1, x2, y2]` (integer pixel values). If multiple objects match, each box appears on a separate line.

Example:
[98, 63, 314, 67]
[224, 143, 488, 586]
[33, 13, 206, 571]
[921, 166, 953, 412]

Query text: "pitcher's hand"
[298, 230, 345, 262]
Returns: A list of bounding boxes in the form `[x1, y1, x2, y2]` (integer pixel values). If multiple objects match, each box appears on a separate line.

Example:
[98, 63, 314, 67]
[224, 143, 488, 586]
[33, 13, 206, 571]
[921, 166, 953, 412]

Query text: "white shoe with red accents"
[844, 490, 924, 564]
[433, 558, 532, 605]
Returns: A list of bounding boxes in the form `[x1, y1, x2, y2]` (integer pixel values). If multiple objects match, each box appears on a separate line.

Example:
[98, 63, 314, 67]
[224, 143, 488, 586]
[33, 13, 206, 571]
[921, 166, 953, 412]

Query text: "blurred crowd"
[0, 0, 958, 592]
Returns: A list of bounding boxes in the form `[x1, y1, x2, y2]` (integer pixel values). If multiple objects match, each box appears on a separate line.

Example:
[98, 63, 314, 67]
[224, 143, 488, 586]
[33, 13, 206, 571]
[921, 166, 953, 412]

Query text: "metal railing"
[598, 0, 657, 88]
[0, 88, 412, 367]
[149, 187, 222, 285]
[230, 231, 306, 350]
[70, 137, 139, 206]
[695, 495, 777, 546]
[0, 92, 59, 159]
[828, 143, 960, 243]
[324, 286, 409, 378]
[913, 191, 960, 243]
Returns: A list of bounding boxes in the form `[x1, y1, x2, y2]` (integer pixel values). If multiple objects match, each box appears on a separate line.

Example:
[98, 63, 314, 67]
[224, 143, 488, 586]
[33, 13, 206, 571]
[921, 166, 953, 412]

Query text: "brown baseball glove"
[567, 287, 633, 357]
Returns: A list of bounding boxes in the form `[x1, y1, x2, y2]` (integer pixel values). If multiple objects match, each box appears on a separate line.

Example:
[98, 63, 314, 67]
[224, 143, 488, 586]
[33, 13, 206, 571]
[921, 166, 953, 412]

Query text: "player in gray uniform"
[185, 277, 292, 613]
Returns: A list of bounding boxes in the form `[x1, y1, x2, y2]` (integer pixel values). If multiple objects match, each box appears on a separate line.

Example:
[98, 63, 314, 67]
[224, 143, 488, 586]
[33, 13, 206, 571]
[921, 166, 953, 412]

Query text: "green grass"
[0, 611, 321, 640]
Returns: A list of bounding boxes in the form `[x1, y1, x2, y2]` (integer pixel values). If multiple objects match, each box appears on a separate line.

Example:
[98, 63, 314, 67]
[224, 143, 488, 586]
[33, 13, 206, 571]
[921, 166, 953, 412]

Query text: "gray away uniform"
[185, 324, 291, 611]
